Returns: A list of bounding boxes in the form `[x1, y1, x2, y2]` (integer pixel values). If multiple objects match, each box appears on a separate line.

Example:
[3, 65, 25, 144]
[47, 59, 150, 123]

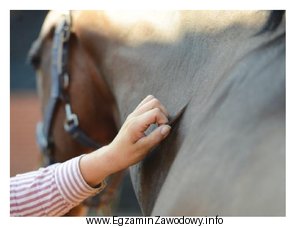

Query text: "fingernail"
[160, 125, 171, 136]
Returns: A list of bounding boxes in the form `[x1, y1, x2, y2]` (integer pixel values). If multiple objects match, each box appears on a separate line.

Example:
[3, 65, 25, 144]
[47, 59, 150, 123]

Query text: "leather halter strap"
[36, 13, 101, 165]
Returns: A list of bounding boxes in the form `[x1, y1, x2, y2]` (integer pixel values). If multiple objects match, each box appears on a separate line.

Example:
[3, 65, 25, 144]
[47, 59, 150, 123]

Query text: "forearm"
[79, 145, 119, 187]
[10, 156, 105, 216]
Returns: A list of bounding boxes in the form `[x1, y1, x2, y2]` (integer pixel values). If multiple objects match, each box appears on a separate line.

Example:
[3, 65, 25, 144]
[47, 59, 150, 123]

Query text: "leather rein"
[36, 13, 101, 165]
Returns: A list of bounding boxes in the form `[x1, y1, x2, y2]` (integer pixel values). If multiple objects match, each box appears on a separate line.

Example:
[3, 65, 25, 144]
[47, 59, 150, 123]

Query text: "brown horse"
[30, 10, 285, 216]
[29, 11, 123, 215]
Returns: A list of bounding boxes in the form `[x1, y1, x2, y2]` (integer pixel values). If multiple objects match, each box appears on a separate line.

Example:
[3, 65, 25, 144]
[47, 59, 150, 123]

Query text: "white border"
[2, 0, 295, 227]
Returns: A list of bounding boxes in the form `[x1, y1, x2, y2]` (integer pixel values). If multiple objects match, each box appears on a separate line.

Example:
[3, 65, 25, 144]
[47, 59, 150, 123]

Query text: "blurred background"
[10, 10, 141, 216]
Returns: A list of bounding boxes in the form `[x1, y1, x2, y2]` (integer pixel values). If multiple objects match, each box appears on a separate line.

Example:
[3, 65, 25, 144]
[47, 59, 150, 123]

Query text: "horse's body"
[30, 11, 285, 216]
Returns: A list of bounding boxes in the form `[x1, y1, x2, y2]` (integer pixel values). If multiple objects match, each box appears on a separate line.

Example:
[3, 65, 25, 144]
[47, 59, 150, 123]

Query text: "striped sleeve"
[10, 155, 106, 216]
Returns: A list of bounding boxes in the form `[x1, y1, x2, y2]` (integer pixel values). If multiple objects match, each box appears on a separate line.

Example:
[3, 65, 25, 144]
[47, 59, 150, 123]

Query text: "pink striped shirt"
[10, 155, 106, 216]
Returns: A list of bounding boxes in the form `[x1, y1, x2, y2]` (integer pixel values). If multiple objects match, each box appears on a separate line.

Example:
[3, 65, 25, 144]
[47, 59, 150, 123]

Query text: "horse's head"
[28, 11, 119, 163]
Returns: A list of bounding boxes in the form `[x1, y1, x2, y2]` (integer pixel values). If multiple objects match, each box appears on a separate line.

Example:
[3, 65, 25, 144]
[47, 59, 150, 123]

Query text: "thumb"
[138, 124, 171, 149]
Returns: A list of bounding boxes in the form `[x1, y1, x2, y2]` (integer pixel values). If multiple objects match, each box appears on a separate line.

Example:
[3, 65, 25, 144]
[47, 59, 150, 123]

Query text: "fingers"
[126, 96, 170, 144]
[132, 96, 168, 118]
[137, 124, 171, 149]
[135, 108, 169, 134]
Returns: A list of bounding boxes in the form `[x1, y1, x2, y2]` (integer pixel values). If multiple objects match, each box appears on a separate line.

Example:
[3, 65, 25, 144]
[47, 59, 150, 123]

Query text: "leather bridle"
[36, 12, 101, 165]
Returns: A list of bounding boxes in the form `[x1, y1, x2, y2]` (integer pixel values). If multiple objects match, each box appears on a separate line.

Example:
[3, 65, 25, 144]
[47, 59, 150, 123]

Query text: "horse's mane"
[259, 10, 285, 34]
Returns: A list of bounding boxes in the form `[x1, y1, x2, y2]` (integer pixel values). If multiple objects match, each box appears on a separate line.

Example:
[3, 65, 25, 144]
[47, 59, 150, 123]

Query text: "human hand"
[107, 95, 171, 173]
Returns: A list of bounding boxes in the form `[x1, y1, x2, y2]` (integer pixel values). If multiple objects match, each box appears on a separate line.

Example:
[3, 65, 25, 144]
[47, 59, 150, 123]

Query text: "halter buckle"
[64, 103, 79, 131]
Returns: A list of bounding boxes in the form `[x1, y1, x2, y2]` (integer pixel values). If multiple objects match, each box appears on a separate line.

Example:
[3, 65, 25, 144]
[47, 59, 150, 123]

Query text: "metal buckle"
[64, 103, 79, 131]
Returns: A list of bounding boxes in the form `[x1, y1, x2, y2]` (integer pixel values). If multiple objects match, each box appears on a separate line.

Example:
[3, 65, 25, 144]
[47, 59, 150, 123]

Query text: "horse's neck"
[96, 11, 284, 122]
